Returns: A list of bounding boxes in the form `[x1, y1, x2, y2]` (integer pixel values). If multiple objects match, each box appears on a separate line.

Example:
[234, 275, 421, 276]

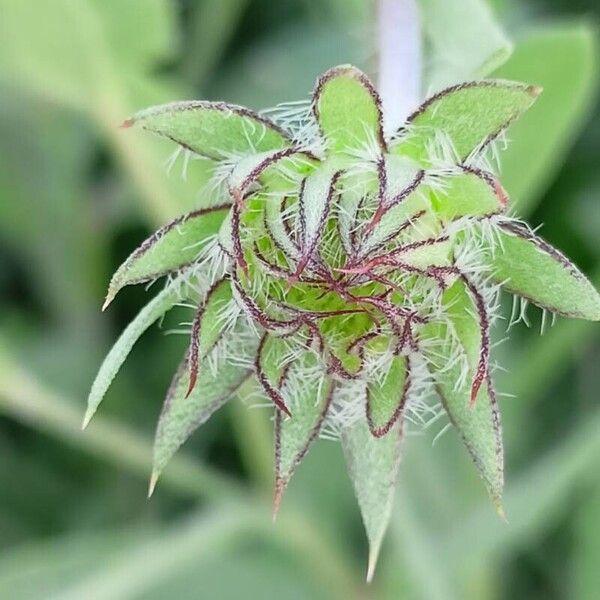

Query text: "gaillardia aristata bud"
[85, 66, 600, 580]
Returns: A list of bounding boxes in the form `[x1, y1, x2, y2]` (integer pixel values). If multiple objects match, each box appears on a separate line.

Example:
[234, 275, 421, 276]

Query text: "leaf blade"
[313, 65, 386, 153]
[341, 418, 404, 582]
[84, 280, 183, 428]
[421, 279, 504, 508]
[366, 354, 410, 437]
[105, 205, 230, 307]
[151, 350, 253, 493]
[491, 223, 600, 320]
[125, 101, 292, 159]
[392, 80, 540, 163]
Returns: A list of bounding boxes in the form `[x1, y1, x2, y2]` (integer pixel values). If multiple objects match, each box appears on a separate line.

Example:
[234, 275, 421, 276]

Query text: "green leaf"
[341, 419, 403, 582]
[264, 195, 300, 260]
[151, 347, 253, 494]
[104, 205, 230, 307]
[490, 223, 600, 320]
[255, 334, 293, 416]
[255, 335, 335, 509]
[493, 22, 600, 215]
[362, 177, 429, 253]
[392, 80, 540, 163]
[183, 0, 251, 87]
[421, 279, 504, 510]
[297, 166, 341, 270]
[274, 355, 334, 514]
[90, 0, 177, 69]
[313, 65, 385, 153]
[433, 168, 507, 219]
[572, 487, 600, 600]
[187, 279, 233, 395]
[366, 354, 409, 437]
[419, 0, 512, 89]
[0, 0, 98, 110]
[84, 280, 184, 428]
[123, 101, 292, 159]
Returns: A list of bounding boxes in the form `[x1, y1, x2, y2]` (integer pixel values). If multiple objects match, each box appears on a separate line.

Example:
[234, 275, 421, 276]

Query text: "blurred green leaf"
[0, 336, 242, 500]
[0, 0, 176, 110]
[572, 487, 600, 600]
[445, 408, 600, 563]
[494, 21, 600, 214]
[90, 0, 178, 70]
[419, 0, 512, 89]
[183, 0, 250, 87]
[211, 24, 365, 107]
[0, 530, 151, 600]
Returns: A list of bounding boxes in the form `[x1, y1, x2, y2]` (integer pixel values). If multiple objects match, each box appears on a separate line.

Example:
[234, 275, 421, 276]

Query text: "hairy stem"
[377, 0, 422, 133]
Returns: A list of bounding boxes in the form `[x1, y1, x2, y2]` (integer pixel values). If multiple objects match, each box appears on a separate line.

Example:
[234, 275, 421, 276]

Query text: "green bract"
[86, 64, 600, 579]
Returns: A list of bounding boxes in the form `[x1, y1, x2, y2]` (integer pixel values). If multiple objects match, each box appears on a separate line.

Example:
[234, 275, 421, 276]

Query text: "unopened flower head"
[86, 65, 600, 580]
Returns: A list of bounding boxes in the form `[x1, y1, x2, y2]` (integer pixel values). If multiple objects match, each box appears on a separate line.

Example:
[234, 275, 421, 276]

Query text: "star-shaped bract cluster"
[86, 66, 600, 578]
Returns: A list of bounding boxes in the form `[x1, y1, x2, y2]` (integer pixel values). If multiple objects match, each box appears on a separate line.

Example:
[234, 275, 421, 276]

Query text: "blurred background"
[0, 0, 598, 598]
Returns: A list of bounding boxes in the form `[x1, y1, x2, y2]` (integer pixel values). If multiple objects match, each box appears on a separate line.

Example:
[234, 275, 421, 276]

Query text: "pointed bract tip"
[527, 85, 543, 98]
[469, 388, 479, 409]
[81, 409, 94, 430]
[272, 479, 286, 521]
[102, 291, 115, 312]
[120, 118, 135, 129]
[148, 471, 159, 498]
[366, 543, 382, 584]
[494, 498, 508, 523]
[184, 376, 197, 399]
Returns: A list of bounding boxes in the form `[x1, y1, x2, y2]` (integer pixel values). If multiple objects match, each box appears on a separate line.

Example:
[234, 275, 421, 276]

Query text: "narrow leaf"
[123, 101, 292, 159]
[293, 166, 341, 277]
[105, 205, 230, 308]
[342, 418, 404, 582]
[264, 195, 301, 261]
[227, 148, 303, 198]
[274, 365, 334, 514]
[392, 80, 541, 163]
[151, 348, 253, 494]
[422, 279, 504, 509]
[366, 354, 410, 437]
[313, 65, 386, 153]
[255, 334, 292, 416]
[187, 278, 232, 396]
[491, 223, 600, 320]
[84, 281, 183, 428]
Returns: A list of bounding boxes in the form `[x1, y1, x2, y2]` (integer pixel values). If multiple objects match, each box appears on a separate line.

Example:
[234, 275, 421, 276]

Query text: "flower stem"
[377, 0, 422, 134]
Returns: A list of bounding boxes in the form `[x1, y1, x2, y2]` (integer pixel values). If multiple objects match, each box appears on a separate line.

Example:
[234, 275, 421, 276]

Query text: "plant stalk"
[377, 0, 422, 133]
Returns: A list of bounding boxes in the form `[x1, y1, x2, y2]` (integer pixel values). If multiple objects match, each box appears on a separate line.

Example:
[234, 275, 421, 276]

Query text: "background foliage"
[0, 0, 598, 598]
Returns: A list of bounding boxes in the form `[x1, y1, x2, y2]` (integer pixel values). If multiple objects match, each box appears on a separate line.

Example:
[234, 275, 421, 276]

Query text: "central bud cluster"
[225, 68, 508, 427]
